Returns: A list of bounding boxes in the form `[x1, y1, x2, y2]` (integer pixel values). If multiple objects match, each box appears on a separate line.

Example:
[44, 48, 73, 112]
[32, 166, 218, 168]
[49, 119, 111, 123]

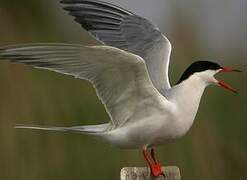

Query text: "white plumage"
[0, 0, 240, 177]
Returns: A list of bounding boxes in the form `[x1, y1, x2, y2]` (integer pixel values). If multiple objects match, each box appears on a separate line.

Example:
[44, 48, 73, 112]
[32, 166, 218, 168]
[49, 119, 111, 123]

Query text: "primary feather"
[15, 123, 111, 134]
[61, 0, 172, 92]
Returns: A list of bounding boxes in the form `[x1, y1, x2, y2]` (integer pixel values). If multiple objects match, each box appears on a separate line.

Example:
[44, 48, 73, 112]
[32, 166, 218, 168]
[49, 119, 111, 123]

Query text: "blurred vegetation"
[0, 0, 246, 180]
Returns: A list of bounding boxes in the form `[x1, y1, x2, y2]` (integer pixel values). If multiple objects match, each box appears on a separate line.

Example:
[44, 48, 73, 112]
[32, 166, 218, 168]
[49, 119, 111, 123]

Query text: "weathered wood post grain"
[120, 166, 181, 180]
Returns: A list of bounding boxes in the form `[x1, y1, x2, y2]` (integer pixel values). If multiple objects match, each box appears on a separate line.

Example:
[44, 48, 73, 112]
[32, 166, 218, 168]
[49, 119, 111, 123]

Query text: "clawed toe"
[151, 163, 164, 177]
[143, 148, 166, 178]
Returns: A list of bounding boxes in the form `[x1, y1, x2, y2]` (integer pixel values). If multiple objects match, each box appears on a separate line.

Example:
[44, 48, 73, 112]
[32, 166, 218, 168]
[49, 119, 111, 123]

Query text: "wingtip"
[60, 0, 69, 5]
[14, 124, 43, 130]
[60, 0, 77, 4]
[14, 124, 29, 129]
[0, 45, 8, 53]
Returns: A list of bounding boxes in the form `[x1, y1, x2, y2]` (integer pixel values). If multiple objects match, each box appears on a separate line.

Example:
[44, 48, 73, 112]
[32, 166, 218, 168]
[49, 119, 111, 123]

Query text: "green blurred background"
[0, 0, 246, 179]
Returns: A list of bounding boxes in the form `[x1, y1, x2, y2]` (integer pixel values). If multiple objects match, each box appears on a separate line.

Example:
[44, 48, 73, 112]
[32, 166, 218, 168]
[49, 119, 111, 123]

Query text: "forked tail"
[15, 123, 110, 135]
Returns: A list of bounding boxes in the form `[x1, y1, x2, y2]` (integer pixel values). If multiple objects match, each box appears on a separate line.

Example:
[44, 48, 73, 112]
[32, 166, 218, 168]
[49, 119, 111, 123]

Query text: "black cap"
[177, 61, 221, 84]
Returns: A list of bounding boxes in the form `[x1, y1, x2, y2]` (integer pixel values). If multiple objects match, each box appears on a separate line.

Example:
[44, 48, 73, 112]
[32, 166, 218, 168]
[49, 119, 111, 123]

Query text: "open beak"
[217, 67, 242, 93]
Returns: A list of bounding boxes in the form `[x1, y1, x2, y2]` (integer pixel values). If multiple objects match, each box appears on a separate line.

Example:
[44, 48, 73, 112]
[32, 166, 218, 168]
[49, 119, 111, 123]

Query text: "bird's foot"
[143, 148, 165, 178]
[150, 163, 165, 177]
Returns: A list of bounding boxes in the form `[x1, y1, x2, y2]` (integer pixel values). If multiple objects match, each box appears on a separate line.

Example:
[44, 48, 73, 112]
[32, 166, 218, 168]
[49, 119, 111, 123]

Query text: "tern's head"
[177, 61, 241, 93]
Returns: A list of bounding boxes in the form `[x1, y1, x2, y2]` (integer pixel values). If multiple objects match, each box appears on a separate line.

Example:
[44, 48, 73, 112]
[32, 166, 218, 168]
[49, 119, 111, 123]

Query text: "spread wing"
[0, 44, 166, 128]
[61, 0, 172, 92]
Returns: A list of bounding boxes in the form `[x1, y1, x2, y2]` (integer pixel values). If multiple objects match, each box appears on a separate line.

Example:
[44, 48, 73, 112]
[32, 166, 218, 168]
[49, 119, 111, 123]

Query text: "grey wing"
[0, 44, 166, 128]
[61, 0, 172, 91]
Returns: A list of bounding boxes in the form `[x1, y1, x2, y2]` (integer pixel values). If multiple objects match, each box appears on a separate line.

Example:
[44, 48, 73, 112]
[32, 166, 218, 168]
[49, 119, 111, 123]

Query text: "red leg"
[142, 149, 153, 167]
[142, 148, 165, 177]
[151, 148, 158, 164]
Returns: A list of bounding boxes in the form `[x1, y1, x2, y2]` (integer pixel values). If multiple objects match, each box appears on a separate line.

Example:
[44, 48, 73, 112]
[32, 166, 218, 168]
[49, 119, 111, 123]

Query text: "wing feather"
[0, 44, 165, 128]
[61, 0, 172, 92]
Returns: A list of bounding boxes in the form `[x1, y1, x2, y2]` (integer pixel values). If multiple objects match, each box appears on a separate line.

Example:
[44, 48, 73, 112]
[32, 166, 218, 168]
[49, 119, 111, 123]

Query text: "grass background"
[0, 0, 246, 179]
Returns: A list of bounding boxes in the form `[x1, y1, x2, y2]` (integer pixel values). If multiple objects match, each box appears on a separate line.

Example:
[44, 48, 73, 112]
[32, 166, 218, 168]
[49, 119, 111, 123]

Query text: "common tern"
[0, 0, 241, 177]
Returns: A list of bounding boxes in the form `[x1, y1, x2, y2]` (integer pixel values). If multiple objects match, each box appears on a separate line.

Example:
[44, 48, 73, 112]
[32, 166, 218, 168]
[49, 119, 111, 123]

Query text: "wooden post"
[120, 166, 181, 180]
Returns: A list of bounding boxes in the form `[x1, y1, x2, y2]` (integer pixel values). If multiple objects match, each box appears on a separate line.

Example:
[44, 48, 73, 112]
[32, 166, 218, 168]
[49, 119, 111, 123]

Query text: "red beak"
[220, 67, 242, 73]
[217, 67, 241, 93]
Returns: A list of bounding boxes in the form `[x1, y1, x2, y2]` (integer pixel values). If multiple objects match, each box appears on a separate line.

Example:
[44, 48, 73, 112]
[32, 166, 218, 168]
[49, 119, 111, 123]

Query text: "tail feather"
[14, 123, 110, 135]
